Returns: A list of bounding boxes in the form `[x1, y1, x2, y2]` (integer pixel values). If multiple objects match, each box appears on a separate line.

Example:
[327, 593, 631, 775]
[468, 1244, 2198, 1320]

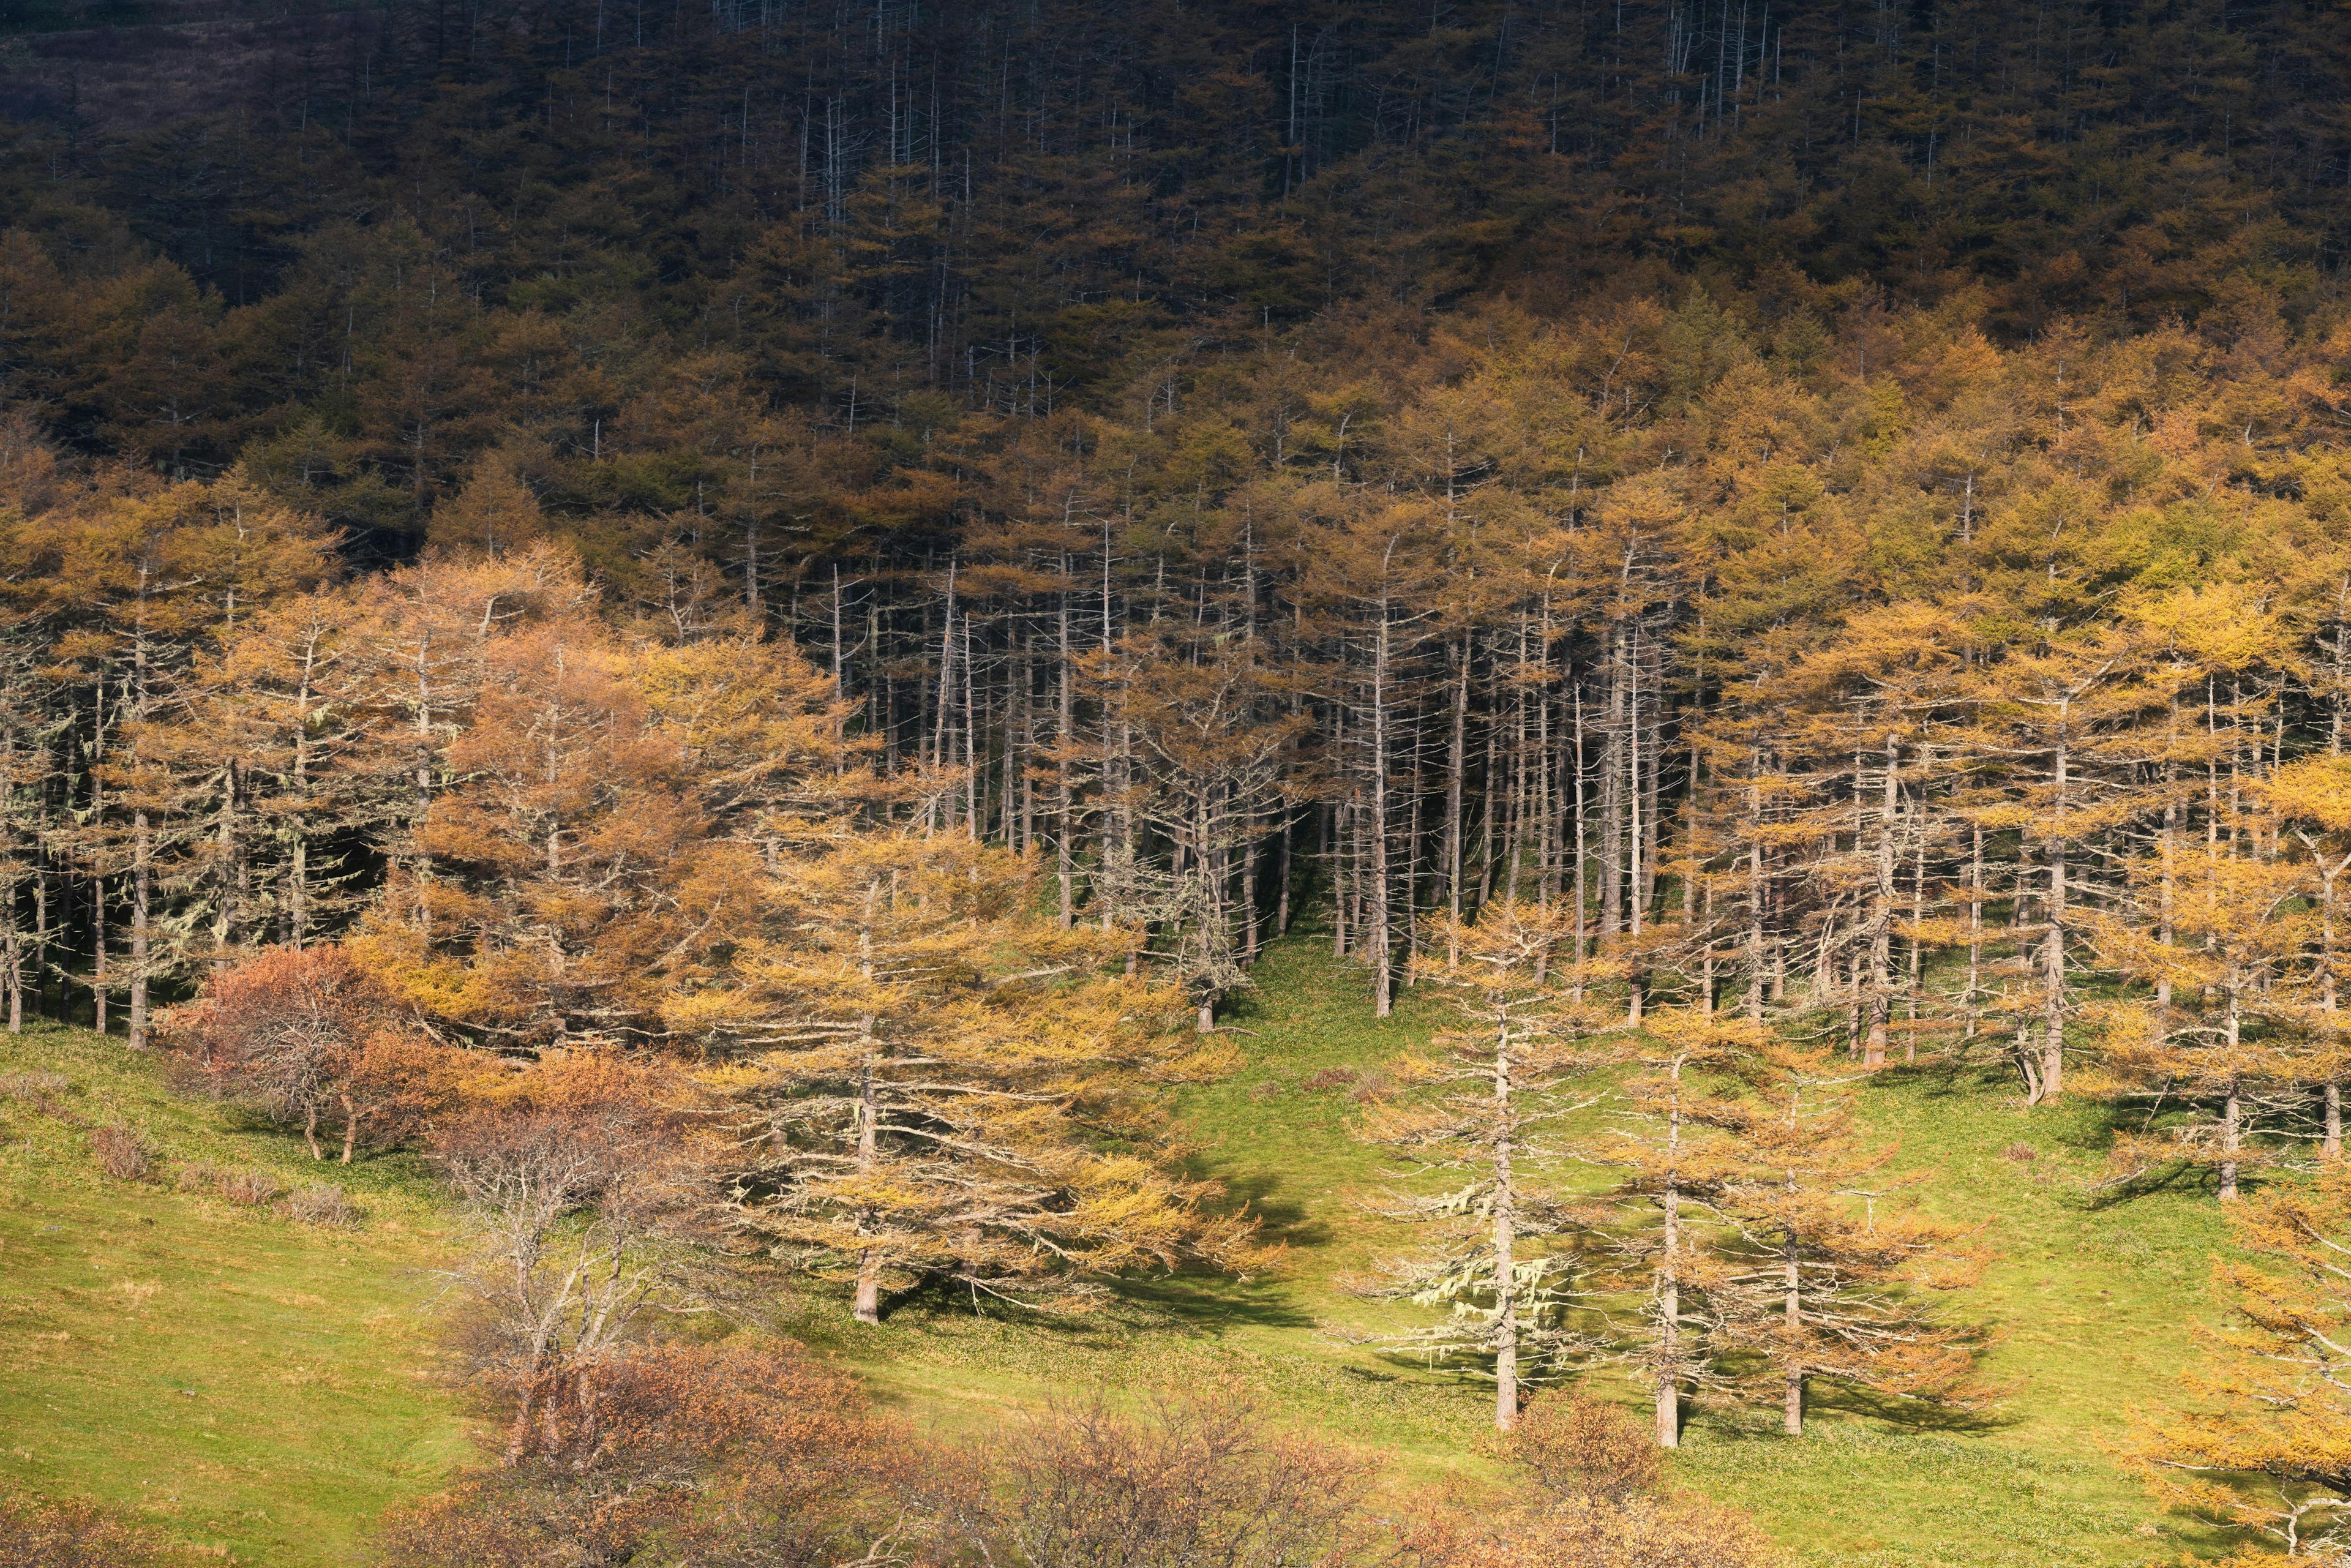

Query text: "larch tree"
[2131, 1164, 2351, 1559]
[1598, 1008, 1760, 1449]
[700, 825, 1262, 1324]
[1352, 900, 1615, 1431]
[1722, 1037, 1987, 1435]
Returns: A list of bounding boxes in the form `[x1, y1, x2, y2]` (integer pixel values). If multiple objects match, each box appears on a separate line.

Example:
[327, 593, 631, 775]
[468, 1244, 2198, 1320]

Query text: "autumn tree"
[164, 943, 457, 1161]
[700, 826, 1262, 1324]
[1722, 1038, 1987, 1434]
[2131, 1165, 2351, 1558]
[1352, 901, 1613, 1430]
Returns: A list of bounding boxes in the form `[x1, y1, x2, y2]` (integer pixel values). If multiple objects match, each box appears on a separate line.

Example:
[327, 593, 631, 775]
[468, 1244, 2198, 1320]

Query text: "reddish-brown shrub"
[0, 1496, 162, 1566]
[166, 944, 460, 1162]
[1408, 1496, 1781, 1568]
[277, 1184, 359, 1227]
[1509, 1394, 1662, 1503]
[970, 1390, 1375, 1568]
[217, 1169, 283, 1206]
[375, 1343, 910, 1568]
[87, 1124, 155, 1182]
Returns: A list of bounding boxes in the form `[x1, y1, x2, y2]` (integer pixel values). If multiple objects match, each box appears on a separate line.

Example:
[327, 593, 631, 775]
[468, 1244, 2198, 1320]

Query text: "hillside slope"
[1, 946, 2248, 1564]
[819, 938, 2241, 1568]
[0, 1024, 470, 1566]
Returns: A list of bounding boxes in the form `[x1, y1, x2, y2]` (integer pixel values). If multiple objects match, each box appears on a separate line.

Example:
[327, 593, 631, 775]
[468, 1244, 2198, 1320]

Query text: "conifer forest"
[2, 0, 2351, 1561]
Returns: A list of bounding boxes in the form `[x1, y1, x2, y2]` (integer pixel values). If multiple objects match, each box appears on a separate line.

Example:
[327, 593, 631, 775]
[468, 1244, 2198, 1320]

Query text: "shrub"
[87, 1124, 155, 1183]
[173, 1161, 222, 1193]
[1301, 1067, 1358, 1092]
[0, 1070, 70, 1101]
[0, 1072, 72, 1118]
[971, 1389, 1374, 1568]
[217, 1169, 283, 1206]
[1509, 1394, 1661, 1504]
[165, 944, 460, 1163]
[0, 1496, 161, 1567]
[377, 1343, 904, 1568]
[1422, 1496, 1782, 1568]
[277, 1184, 359, 1227]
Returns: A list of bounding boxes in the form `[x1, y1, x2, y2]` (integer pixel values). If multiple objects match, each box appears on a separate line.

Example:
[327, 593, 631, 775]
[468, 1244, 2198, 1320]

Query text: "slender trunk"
[1655, 1062, 1684, 1450]
[1445, 637, 1469, 958]
[1571, 683, 1588, 996]
[302, 1101, 322, 1161]
[1275, 811, 1294, 937]
[4, 893, 18, 1033]
[2038, 728, 2069, 1101]
[854, 1028, 883, 1323]
[1745, 767, 1766, 1022]
[1782, 1240, 1802, 1435]
[1864, 735, 1898, 1068]
[1965, 823, 1984, 1043]
[1492, 1026, 1518, 1431]
[2218, 1077, 2242, 1201]
[1057, 590, 1074, 928]
[1602, 630, 1625, 939]
[129, 812, 151, 1049]
[92, 873, 107, 1035]
[1370, 601, 1394, 1017]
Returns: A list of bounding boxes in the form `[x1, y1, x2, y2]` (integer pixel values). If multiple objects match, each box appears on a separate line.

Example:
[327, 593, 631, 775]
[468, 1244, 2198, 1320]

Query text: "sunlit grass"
[0, 940, 2260, 1564]
[0, 1022, 471, 1566]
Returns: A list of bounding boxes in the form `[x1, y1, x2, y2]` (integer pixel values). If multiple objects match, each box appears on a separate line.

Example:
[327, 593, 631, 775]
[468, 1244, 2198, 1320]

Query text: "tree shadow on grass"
[1801, 1378, 2023, 1436]
[1209, 1168, 1332, 1251]
[857, 1255, 1316, 1338]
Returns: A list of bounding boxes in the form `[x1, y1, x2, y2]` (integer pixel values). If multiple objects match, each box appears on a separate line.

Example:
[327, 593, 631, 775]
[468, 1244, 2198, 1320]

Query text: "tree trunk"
[129, 812, 151, 1049]
[855, 1037, 883, 1323]
[92, 874, 107, 1035]
[2219, 1075, 2241, 1202]
[1445, 636, 1469, 959]
[1782, 1242, 1802, 1435]
[2039, 734, 2069, 1101]
[1492, 1026, 1518, 1431]
[1745, 769, 1766, 1022]
[1864, 735, 1898, 1068]
[1369, 601, 1394, 1017]
[1057, 589, 1074, 928]
[1655, 1064, 1683, 1450]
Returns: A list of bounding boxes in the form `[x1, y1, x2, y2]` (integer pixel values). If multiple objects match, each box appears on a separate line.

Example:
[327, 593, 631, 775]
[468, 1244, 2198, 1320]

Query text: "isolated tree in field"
[1354, 901, 1611, 1430]
[430, 1051, 708, 1463]
[1723, 1038, 1985, 1434]
[2131, 1164, 2351, 1559]
[1599, 1008, 1758, 1449]
[703, 827, 1261, 1324]
[166, 943, 457, 1161]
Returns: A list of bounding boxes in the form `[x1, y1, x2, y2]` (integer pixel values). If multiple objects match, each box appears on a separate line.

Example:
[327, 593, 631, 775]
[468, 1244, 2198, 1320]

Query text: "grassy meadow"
[0, 1024, 471, 1565]
[0, 939, 2252, 1565]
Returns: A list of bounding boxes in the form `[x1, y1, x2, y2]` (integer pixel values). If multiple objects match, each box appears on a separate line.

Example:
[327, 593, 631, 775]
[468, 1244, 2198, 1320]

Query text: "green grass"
[801, 938, 2246, 1567]
[0, 1023, 471, 1566]
[0, 941, 2264, 1564]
